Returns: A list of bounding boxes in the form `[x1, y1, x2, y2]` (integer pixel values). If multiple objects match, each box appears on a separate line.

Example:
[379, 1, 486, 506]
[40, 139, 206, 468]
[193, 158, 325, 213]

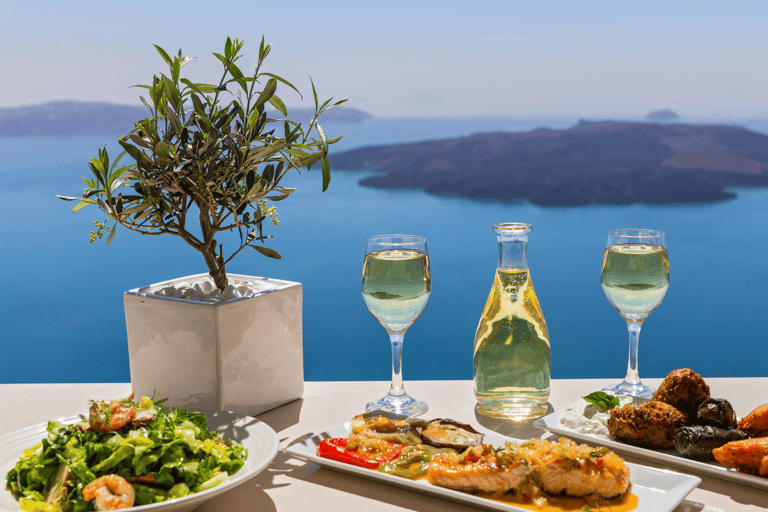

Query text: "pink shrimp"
[82, 475, 135, 510]
[88, 393, 138, 433]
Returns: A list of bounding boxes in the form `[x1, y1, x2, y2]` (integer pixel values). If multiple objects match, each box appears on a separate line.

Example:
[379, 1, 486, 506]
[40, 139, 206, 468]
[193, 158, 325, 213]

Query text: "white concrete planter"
[124, 273, 303, 416]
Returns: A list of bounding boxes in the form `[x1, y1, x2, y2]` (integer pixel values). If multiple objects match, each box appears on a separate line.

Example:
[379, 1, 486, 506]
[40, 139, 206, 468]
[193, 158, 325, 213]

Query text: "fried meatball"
[652, 368, 710, 416]
[608, 401, 688, 449]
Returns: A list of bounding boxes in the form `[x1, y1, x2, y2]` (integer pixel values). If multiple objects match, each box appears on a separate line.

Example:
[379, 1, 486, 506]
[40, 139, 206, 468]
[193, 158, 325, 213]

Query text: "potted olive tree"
[59, 37, 346, 415]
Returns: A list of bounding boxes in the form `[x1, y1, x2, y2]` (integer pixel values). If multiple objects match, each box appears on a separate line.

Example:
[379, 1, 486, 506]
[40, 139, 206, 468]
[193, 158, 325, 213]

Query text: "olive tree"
[59, 37, 346, 290]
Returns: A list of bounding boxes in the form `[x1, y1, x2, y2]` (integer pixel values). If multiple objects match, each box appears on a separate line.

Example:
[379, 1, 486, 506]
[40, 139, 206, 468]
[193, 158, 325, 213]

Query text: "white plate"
[534, 401, 768, 491]
[0, 410, 278, 512]
[286, 421, 700, 512]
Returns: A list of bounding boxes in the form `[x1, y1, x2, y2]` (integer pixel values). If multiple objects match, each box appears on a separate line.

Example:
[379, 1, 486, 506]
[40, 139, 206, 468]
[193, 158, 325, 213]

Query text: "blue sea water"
[1, 115, 767, 384]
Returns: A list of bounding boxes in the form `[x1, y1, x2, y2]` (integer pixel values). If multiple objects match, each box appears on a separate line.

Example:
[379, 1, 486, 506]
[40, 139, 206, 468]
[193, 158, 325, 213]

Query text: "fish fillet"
[427, 448, 529, 493]
[427, 439, 630, 499]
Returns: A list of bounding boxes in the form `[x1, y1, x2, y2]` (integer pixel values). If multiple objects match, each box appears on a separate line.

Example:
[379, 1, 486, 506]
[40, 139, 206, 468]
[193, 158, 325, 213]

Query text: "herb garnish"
[582, 391, 620, 410]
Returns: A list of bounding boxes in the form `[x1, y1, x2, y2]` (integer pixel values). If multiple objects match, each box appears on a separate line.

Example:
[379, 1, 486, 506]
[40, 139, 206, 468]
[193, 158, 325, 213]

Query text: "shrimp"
[88, 393, 138, 433]
[82, 475, 135, 510]
[712, 437, 768, 476]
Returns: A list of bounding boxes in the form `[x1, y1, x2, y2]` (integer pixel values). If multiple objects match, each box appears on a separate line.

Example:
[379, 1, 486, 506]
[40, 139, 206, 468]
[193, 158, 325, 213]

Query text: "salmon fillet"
[426, 439, 630, 499]
[520, 439, 630, 498]
[427, 446, 530, 493]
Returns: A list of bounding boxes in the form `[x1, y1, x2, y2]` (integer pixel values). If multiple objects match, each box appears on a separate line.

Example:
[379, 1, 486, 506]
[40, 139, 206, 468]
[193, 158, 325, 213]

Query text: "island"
[330, 120, 768, 206]
[645, 109, 680, 121]
[0, 101, 372, 136]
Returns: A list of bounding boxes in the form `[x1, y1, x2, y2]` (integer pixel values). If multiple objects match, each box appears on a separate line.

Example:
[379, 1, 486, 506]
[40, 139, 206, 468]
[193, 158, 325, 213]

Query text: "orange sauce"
[485, 491, 638, 512]
[408, 475, 638, 511]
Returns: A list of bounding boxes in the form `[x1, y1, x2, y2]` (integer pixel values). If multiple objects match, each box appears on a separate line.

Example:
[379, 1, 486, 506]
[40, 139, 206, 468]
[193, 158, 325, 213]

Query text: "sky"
[2, 1, 767, 118]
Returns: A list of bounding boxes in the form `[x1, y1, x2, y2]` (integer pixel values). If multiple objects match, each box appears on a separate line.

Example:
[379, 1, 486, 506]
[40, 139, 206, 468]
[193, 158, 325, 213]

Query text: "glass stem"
[625, 322, 642, 385]
[388, 332, 406, 398]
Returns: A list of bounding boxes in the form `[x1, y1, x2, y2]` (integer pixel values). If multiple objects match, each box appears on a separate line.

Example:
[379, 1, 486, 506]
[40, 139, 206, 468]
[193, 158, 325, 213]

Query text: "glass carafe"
[473, 223, 551, 420]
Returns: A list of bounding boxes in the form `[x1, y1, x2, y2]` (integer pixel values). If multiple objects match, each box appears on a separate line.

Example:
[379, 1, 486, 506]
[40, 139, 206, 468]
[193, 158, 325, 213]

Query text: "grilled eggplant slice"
[421, 419, 484, 450]
[350, 412, 424, 445]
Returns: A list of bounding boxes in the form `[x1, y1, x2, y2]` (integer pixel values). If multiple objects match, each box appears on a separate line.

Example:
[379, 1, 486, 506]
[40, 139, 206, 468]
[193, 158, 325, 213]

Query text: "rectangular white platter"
[534, 401, 768, 491]
[286, 421, 700, 512]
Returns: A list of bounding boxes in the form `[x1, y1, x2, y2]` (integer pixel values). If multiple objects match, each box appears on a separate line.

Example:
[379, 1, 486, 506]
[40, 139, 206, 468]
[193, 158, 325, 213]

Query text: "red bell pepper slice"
[317, 437, 403, 469]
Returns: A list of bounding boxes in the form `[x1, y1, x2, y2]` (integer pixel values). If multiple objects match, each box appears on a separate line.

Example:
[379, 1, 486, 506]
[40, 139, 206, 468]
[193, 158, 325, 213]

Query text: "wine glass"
[362, 235, 431, 416]
[600, 229, 669, 399]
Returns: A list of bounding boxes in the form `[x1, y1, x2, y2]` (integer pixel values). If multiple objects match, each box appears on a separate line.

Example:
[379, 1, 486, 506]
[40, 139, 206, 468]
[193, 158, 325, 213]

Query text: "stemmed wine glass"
[362, 235, 431, 416]
[600, 229, 669, 399]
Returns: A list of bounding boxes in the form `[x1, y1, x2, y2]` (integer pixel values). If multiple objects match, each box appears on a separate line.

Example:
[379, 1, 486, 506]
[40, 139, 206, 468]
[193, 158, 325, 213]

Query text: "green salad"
[5, 396, 248, 512]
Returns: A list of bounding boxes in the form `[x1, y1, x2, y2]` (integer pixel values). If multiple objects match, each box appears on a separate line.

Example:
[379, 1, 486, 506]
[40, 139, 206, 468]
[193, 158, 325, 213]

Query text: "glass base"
[602, 380, 655, 399]
[366, 393, 428, 417]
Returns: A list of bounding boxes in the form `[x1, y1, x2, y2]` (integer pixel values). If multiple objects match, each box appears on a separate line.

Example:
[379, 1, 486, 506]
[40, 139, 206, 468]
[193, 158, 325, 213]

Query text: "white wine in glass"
[601, 229, 669, 398]
[362, 235, 430, 416]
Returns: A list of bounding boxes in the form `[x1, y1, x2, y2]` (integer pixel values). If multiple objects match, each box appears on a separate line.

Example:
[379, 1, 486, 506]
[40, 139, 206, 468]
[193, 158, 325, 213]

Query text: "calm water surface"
[1, 116, 767, 383]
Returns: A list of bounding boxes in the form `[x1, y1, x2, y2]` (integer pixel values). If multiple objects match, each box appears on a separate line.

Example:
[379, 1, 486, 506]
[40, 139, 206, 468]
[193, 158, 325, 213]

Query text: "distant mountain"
[0, 101, 147, 136]
[0, 100, 372, 136]
[268, 106, 373, 123]
[330, 121, 768, 206]
[646, 109, 680, 121]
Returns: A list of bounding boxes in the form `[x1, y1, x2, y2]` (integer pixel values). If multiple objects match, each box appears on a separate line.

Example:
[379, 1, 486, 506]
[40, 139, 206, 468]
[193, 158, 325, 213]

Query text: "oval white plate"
[287, 421, 701, 512]
[534, 401, 768, 491]
[0, 410, 278, 512]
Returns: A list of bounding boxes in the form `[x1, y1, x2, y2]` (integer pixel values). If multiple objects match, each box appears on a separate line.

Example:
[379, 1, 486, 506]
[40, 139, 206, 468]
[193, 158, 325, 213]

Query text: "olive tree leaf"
[265, 188, 296, 201]
[316, 124, 329, 154]
[72, 200, 93, 213]
[321, 156, 331, 192]
[250, 245, 281, 259]
[153, 44, 173, 66]
[97, 199, 111, 215]
[118, 139, 152, 166]
[162, 105, 182, 133]
[268, 94, 287, 117]
[212, 52, 229, 67]
[180, 79, 218, 94]
[261, 73, 302, 99]
[322, 98, 349, 113]
[106, 222, 117, 246]
[255, 78, 277, 108]
[310, 76, 319, 110]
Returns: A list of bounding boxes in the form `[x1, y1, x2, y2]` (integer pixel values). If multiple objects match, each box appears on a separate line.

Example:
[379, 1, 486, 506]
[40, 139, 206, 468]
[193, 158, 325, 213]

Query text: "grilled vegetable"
[377, 444, 458, 478]
[421, 419, 484, 450]
[350, 413, 424, 445]
[673, 425, 747, 460]
[316, 437, 403, 469]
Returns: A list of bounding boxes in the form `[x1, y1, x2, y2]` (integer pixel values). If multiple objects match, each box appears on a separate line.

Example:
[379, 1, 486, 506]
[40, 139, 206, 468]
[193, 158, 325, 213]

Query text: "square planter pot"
[124, 273, 303, 416]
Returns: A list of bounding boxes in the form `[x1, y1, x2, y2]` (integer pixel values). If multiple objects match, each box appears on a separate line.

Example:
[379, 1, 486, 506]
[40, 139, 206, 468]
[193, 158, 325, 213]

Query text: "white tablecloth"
[1, 379, 766, 511]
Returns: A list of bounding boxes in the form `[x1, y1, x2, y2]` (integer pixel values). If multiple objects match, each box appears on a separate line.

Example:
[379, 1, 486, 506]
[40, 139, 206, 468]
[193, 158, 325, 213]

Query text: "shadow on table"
[689, 472, 768, 509]
[278, 452, 486, 512]
[673, 501, 705, 511]
[609, 449, 768, 511]
[195, 474, 280, 512]
[255, 397, 304, 433]
[473, 402, 555, 440]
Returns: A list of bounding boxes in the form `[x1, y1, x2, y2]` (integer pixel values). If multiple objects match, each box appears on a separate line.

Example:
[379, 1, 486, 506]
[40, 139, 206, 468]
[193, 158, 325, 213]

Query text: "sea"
[1, 115, 767, 384]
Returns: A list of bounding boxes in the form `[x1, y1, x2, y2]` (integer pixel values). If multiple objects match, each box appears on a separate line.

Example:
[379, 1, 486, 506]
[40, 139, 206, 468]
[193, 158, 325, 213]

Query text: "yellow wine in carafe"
[473, 268, 550, 419]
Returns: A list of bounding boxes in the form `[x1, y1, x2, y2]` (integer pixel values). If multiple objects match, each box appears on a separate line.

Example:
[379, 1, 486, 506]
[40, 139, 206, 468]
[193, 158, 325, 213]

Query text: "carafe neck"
[494, 223, 531, 270]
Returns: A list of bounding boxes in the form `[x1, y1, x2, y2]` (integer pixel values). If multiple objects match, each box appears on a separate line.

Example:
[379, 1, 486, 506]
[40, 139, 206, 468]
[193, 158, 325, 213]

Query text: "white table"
[1, 379, 767, 511]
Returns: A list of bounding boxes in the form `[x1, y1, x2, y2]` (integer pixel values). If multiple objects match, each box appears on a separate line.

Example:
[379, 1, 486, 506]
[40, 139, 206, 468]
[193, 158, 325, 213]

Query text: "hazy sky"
[3, 1, 767, 118]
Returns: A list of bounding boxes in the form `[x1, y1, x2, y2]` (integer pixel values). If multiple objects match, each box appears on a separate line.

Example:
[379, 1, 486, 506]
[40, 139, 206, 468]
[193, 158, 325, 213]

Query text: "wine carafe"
[473, 223, 550, 420]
